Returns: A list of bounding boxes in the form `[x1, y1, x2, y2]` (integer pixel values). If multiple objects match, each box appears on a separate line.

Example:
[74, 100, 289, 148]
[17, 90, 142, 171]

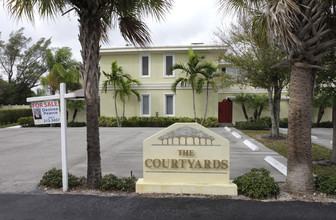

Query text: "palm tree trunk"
[316, 107, 325, 127]
[114, 84, 120, 127]
[268, 88, 280, 138]
[287, 66, 315, 193]
[201, 84, 209, 125]
[242, 104, 248, 121]
[79, 13, 102, 189]
[331, 106, 336, 162]
[192, 87, 197, 122]
[72, 108, 78, 123]
[122, 101, 125, 121]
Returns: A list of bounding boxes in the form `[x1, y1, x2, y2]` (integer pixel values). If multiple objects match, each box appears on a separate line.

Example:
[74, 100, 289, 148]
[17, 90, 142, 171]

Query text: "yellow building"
[99, 44, 334, 124]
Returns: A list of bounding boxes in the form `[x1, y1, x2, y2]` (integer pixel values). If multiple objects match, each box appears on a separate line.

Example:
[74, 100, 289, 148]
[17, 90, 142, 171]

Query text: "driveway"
[0, 126, 287, 193]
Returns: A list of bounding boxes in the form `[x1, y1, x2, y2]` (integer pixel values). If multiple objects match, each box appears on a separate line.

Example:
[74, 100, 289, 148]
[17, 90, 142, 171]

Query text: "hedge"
[18, 116, 86, 127]
[98, 116, 218, 127]
[235, 120, 269, 130]
[0, 109, 32, 125]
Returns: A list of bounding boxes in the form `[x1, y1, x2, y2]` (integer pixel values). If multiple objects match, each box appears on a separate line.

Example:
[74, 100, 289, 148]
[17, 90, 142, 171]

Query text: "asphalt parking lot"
[0, 126, 290, 193]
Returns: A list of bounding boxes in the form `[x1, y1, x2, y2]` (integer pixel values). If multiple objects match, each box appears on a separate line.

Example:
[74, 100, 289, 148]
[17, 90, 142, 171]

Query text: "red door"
[218, 99, 232, 123]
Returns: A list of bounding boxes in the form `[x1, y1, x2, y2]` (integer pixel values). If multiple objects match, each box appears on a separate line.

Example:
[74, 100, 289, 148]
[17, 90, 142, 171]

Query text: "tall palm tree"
[196, 62, 220, 125]
[220, 0, 336, 193]
[102, 61, 134, 127]
[171, 49, 211, 122]
[6, 0, 172, 188]
[117, 79, 141, 121]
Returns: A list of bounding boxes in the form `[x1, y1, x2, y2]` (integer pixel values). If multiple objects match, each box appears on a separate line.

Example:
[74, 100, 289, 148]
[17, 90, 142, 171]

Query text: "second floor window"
[164, 54, 174, 77]
[141, 55, 150, 77]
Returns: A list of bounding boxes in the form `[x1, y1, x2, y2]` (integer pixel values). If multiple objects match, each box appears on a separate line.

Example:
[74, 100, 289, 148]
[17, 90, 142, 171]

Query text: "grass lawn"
[241, 130, 335, 176]
[0, 123, 19, 128]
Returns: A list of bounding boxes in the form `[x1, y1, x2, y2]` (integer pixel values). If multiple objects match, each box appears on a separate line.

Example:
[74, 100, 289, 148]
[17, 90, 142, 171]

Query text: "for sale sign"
[31, 101, 61, 125]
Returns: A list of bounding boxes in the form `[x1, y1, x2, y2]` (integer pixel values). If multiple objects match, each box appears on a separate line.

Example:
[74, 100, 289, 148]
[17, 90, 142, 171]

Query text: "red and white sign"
[31, 100, 61, 125]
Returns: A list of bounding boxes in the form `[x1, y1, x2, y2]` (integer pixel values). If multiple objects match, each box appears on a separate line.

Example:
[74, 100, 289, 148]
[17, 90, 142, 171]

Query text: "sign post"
[27, 83, 77, 192]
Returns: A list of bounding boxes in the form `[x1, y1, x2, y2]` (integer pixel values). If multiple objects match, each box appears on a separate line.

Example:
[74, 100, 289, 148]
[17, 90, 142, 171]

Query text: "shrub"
[235, 120, 269, 130]
[100, 174, 119, 190]
[68, 122, 86, 127]
[100, 174, 137, 192]
[18, 116, 35, 127]
[40, 168, 85, 188]
[260, 117, 272, 128]
[101, 116, 219, 127]
[279, 118, 288, 128]
[0, 109, 32, 125]
[315, 173, 336, 195]
[233, 168, 280, 199]
[313, 121, 333, 128]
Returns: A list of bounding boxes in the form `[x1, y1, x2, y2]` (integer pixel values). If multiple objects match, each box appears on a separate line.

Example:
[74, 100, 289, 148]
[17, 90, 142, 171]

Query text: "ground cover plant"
[241, 130, 336, 195]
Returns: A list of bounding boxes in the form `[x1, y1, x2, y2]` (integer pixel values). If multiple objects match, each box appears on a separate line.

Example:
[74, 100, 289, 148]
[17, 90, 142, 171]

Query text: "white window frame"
[164, 93, 175, 116]
[140, 93, 151, 117]
[163, 53, 175, 77]
[140, 54, 151, 77]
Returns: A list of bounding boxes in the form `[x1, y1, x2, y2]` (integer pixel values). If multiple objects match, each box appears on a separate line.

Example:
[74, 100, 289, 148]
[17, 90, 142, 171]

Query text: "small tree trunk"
[316, 107, 325, 127]
[242, 104, 249, 120]
[201, 84, 209, 125]
[122, 101, 125, 121]
[268, 88, 281, 138]
[72, 108, 78, 123]
[192, 87, 197, 122]
[257, 106, 264, 121]
[253, 109, 258, 122]
[114, 85, 120, 127]
[286, 66, 315, 193]
[331, 106, 336, 162]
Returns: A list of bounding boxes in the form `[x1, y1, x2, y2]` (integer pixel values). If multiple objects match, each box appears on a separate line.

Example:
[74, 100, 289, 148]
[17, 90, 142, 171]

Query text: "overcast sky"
[0, 0, 235, 61]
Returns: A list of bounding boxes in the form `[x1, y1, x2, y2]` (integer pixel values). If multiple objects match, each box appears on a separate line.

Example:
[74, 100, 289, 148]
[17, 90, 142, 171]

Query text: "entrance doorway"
[218, 99, 232, 123]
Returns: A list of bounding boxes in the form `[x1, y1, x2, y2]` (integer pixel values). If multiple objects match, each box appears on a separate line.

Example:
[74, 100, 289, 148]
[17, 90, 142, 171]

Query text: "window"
[164, 94, 175, 116]
[141, 55, 150, 77]
[141, 94, 151, 116]
[164, 54, 175, 77]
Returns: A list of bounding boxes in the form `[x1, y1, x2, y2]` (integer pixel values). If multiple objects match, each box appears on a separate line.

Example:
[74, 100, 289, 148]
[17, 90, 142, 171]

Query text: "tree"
[117, 79, 141, 121]
[102, 61, 135, 127]
[6, 0, 172, 188]
[220, 0, 336, 193]
[235, 93, 250, 121]
[214, 16, 290, 138]
[312, 93, 333, 126]
[67, 99, 85, 123]
[0, 28, 51, 104]
[315, 47, 336, 162]
[41, 47, 80, 95]
[196, 62, 221, 125]
[171, 49, 214, 122]
[248, 94, 269, 122]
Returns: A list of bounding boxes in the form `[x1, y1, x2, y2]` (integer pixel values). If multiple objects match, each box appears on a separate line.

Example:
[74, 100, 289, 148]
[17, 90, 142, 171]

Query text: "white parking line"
[243, 140, 259, 151]
[231, 132, 241, 139]
[264, 156, 287, 176]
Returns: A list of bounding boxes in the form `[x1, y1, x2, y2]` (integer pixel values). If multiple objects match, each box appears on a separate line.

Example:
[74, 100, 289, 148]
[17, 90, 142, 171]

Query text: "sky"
[0, 1, 235, 62]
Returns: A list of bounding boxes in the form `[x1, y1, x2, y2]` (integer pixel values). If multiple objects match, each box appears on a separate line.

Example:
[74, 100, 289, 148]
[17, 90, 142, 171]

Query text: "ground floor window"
[164, 94, 175, 116]
[141, 94, 151, 116]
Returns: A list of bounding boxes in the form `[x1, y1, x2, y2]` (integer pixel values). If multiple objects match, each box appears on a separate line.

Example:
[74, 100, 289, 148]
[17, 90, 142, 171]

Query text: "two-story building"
[99, 44, 334, 124]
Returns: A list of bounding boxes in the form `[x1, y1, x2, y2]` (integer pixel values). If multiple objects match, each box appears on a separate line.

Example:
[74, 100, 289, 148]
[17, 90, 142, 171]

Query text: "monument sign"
[136, 123, 237, 195]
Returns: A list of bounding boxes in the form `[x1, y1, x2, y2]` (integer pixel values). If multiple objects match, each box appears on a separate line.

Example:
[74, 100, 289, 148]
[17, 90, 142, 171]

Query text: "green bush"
[313, 121, 333, 128]
[68, 122, 86, 127]
[315, 173, 336, 195]
[18, 116, 35, 127]
[100, 174, 137, 192]
[101, 116, 218, 127]
[40, 168, 85, 188]
[235, 120, 269, 130]
[279, 118, 288, 128]
[0, 108, 32, 125]
[260, 117, 272, 128]
[233, 168, 280, 199]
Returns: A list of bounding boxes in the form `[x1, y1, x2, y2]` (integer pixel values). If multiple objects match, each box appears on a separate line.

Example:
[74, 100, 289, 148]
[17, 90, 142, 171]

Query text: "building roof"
[100, 44, 222, 54]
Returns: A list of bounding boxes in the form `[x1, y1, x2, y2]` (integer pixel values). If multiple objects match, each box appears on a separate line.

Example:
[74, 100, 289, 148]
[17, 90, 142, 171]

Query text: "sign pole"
[60, 83, 68, 192]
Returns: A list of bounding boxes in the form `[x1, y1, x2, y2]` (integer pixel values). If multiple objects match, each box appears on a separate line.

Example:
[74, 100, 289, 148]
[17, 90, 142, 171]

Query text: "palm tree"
[196, 62, 220, 125]
[102, 61, 134, 127]
[117, 79, 141, 121]
[6, 0, 172, 189]
[171, 49, 211, 122]
[220, 0, 335, 193]
[235, 93, 250, 121]
[248, 94, 268, 122]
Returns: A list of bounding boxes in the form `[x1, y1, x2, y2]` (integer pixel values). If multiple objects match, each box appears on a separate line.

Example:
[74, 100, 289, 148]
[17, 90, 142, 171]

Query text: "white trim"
[164, 93, 175, 117]
[140, 93, 151, 117]
[218, 88, 289, 94]
[163, 53, 175, 77]
[140, 54, 151, 78]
